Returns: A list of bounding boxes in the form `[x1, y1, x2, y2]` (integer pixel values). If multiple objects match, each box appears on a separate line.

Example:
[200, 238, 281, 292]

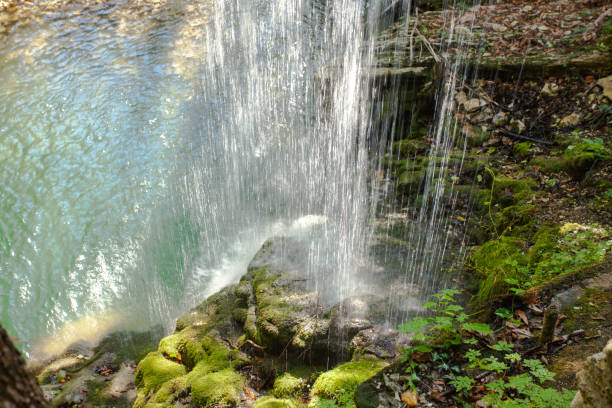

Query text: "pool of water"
[0, 0, 376, 355]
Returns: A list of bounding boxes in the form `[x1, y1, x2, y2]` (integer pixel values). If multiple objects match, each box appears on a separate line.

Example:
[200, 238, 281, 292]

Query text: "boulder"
[570, 339, 612, 408]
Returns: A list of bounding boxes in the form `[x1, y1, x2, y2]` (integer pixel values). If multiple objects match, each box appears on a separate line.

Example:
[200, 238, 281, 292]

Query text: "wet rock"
[464, 98, 486, 113]
[349, 326, 402, 360]
[34, 328, 161, 407]
[570, 339, 612, 408]
[560, 112, 582, 127]
[596, 75, 612, 100]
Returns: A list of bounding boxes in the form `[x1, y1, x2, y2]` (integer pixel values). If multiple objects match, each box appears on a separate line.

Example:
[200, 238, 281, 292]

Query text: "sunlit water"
[0, 0, 392, 355]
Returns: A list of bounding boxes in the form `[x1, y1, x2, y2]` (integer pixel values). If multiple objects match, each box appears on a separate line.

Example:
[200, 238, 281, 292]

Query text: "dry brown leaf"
[401, 390, 418, 407]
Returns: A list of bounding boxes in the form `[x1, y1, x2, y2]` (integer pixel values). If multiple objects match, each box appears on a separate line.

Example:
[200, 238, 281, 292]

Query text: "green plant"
[398, 289, 493, 354]
[398, 290, 577, 407]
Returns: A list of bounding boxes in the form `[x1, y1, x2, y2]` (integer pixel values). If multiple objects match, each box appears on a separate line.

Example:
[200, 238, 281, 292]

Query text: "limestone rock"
[492, 111, 508, 126]
[541, 82, 559, 97]
[511, 119, 526, 134]
[597, 75, 612, 100]
[464, 98, 486, 113]
[560, 112, 582, 127]
[571, 339, 612, 408]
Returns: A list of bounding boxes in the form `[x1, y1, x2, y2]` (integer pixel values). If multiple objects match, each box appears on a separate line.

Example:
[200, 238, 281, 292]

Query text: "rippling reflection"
[0, 0, 215, 350]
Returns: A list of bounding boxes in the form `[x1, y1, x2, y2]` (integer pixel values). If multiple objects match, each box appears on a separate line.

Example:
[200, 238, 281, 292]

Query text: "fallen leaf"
[516, 309, 529, 325]
[401, 390, 418, 407]
[457, 215, 466, 222]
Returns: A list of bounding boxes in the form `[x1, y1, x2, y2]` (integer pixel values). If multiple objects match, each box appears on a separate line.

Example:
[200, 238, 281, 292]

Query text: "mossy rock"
[145, 376, 188, 407]
[470, 237, 528, 304]
[273, 372, 306, 398]
[191, 368, 244, 407]
[529, 155, 563, 174]
[561, 139, 611, 180]
[513, 142, 533, 159]
[392, 139, 429, 157]
[397, 169, 426, 192]
[158, 330, 205, 370]
[491, 177, 536, 206]
[310, 360, 388, 406]
[134, 352, 187, 397]
[254, 396, 298, 408]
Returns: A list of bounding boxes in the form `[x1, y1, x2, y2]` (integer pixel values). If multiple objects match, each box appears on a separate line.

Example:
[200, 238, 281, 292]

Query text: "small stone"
[597, 75, 612, 100]
[541, 83, 559, 97]
[484, 22, 507, 32]
[522, 5, 533, 12]
[401, 390, 418, 407]
[512, 119, 526, 134]
[492, 111, 508, 126]
[560, 112, 581, 127]
[455, 91, 468, 106]
[464, 98, 486, 113]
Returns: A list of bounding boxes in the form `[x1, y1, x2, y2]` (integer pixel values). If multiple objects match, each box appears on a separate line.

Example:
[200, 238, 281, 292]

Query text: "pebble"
[559, 112, 581, 127]
[541, 83, 559, 97]
[492, 111, 508, 126]
[464, 98, 486, 113]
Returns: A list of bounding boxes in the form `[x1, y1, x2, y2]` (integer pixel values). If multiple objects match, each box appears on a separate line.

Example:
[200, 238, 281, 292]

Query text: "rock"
[560, 112, 582, 127]
[541, 82, 559, 97]
[492, 111, 508, 126]
[512, 119, 526, 134]
[571, 339, 612, 408]
[483, 22, 507, 32]
[349, 326, 401, 360]
[464, 98, 486, 113]
[597, 75, 612, 100]
[552, 286, 585, 312]
[455, 91, 468, 106]
[311, 360, 388, 406]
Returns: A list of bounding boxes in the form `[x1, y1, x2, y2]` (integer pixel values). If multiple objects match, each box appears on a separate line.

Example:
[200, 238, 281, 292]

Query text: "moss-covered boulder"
[191, 368, 244, 407]
[254, 396, 298, 408]
[309, 360, 388, 407]
[133, 352, 187, 406]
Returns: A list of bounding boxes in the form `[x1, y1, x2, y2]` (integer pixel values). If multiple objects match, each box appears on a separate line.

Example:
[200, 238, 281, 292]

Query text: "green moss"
[191, 368, 244, 407]
[529, 155, 563, 174]
[273, 372, 305, 398]
[392, 139, 429, 156]
[491, 177, 536, 206]
[149, 376, 188, 407]
[513, 142, 533, 159]
[527, 224, 560, 265]
[397, 169, 426, 191]
[158, 331, 205, 370]
[471, 237, 528, 304]
[133, 352, 187, 407]
[310, 360, 388, 407]
[561, 140, 611, 180]
[254, 396, 298, 408]
[135, 352, 187, 396]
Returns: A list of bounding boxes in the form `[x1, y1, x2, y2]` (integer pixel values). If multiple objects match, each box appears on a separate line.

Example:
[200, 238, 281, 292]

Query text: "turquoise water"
[0, 0, 379, 354]
[0, 1, 218, 349]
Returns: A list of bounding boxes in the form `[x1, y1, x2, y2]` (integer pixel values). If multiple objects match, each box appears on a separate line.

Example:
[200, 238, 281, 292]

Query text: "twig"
[498, 129, 554, 145]
[415, 28, 441, 64]
[464, 84, 509, 111]
[245, 339, 265, 350]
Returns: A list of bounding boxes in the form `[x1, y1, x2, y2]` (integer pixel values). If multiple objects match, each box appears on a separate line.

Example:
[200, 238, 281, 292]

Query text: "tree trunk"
[0, 324, 50, 408]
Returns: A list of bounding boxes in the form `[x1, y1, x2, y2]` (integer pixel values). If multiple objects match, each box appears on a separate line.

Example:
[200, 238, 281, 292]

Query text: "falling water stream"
[0, 0, 473, 357]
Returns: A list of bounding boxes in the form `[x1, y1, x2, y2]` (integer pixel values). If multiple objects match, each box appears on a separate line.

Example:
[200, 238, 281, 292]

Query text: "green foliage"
[398, 289, 492, 355]
[398, 290, 576, 407]
[471, 223, 611, 304]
